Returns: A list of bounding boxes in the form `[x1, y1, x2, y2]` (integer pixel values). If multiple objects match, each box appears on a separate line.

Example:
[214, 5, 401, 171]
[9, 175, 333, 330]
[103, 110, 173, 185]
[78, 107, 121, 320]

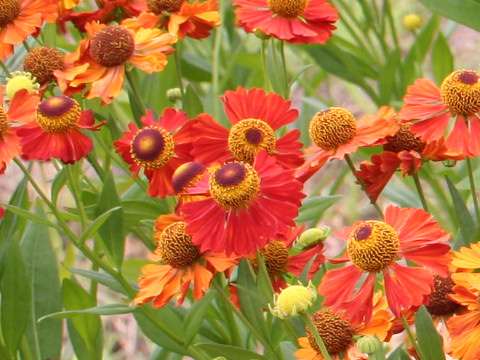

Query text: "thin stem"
[212, 0, 224, 120]
[66, 164, 89, 234]
[0, 60, 11, 77]
[412, 172, 429, 212]
[173, 43, 185, 96]
[344, 154, 383, 217]
[261, 40, 272, 92]
[400, 315, 424, 360]
[466, 157, 480, 221]
[125, 69, 147, 118]
[23, 40, 32, 52]
[300, 312, 332, 360]
[279, 40, 289, 97]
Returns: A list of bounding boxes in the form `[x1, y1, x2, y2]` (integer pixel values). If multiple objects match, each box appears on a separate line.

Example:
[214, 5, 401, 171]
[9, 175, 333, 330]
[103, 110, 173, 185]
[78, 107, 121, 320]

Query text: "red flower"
[179, 151, 305, 255]
[17, 96, 103, 164]
[114, 108, 194, 198]
[192, 87, 303, 169]
[318, 205, 451, 324]
[233, 0, 338, 44]
[399, 70, 480, 157]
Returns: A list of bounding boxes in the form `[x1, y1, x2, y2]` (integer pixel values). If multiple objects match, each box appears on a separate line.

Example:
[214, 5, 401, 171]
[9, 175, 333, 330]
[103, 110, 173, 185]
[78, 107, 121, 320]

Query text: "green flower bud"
[269, 282, 317, 319]
[166, 88, 182, 103]
[295, 226, 331, 251]
[356, 336, 381, 354]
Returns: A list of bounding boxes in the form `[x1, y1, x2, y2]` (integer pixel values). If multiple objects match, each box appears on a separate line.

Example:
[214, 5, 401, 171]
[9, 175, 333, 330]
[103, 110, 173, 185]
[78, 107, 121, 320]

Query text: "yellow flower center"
[347, 221, 399, 272]
[268, 0, 308, 18]
[209, 162, 260, 208]
[260, 240, 289, 274]
[36, 96, 81, 133]
[155, 221, 200, 268]
[130, 126, 175, 170]
[89, 25, 135, 67]
[172, 162, 206, 193]
[5, 72, 39, 98]
[146, 0, 184, 13]
[0, 0, 20, 28]
[440, 70, 480, 115]
[307, 308, 354, 355]
[383, 123, 426, 153]
[276, 285, 316, 317]
[309, 107, 357, 150]
[426, 274, 459, 316]
[228, 118, 276, 163]
[24, 46, 64, 85]
[0, 107, 8, 137]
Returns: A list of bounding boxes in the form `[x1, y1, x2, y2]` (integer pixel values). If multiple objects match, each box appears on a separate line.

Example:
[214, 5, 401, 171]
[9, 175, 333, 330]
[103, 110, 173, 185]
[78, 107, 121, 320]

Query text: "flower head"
[179, 151, 305, 255]
[5, 71, 39, 98]
[270, 282, 317, 319]
[399, 70, 480, 157]
[233, 0, 338, 44]
[114, 108, 194, 198]
[54, 20, 175, 104]
[23, 46, 64, 85]
[318, 205, 451, 324]
[134, 214, 237, 308]
[192, 87, 304, 169]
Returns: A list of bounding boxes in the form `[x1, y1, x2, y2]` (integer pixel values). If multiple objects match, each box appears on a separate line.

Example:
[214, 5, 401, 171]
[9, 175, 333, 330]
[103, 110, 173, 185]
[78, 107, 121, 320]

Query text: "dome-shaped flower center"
[0, 0, 20, 28]
[261, 240, 289, 274]
[426, 274, 459, 316]
[24, 46, 64, 85]
[309, 107, 357, 150]
[209, 162, 260, 208]
[172, 162, 206, 193]
[383, 123, 426, 153]
[5, 72, 39, 98]
[268, 0, 308, 18]
[89, 25, 135, 67]
[307, 308, 354, 355]
[275, 284, 316, 317]
[146, 0, 184, 13]
[228, 118, 276, 163]
[131, 127, 175, 170]
[36, 96, 81, 133]
[0, 107, 8, 137]
[347, 221, 399, 272]
[156, 222, 200, 268]
[440, 70, 480, 115]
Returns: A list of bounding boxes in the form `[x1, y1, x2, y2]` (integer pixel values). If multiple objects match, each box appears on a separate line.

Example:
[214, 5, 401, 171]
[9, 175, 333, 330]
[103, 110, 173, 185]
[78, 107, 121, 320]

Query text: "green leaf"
[0, 203, 61, 231]
[446, 176, 476, 249]
[295, 195, 341, 224]
[266, 39, 288, 98]
[51, 166, 68, 205]
[414, 306, 445, 360]
[193, 343, 268, 360]
[183, 84, 204, 118]
[1, 241, 31, 356]
[66, 267, 128, 295]
[21, 208, 63, 360]
[79, 206, 121, 243]
[418, 0, 480, 32]
[96, 171, 125, 268]
[431, 33, 453, 85]
[387, 346, 411, 360]
[183, 291, 216, 345]
[39, 304, 134, 321]
[378, 49, 401, 104]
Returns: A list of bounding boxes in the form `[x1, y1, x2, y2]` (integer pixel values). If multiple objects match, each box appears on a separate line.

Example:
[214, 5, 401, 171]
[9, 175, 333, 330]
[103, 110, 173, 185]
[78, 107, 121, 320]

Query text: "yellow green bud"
[295, 226, 331, 251]
[269, 282, 317, 319]
[5, 71, 39, 98]
[402, 13, 422, 31]
[356, 336, 381, 354]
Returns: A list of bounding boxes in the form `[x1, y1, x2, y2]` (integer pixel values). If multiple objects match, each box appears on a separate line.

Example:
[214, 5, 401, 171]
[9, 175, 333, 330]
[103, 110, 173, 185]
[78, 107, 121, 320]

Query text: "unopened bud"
[402, 13, 422, 31]
[253, 29, 271, 40]
[356, 336, 381, 354]
[295, 226, 331, 250]
[166, 88, 182, 103]
[5, 72, 39, 98]
[442, 159, 456, 168]
[269, 282, 317, 319]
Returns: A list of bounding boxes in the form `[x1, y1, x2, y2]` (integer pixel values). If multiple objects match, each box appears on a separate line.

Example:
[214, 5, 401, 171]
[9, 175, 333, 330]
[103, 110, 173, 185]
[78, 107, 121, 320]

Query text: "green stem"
[66, 164, 89, 234]
[23, 40, 31, 52]
[212, 0, 224, 120]
[383, 0, 400, 50]
[217, 275, 242, 347]
[261, 40, 272, 92]
[400, 315, 424, 360]
[0, 60, 11, 77]
[173, 43, 185, 96]
[300, 312, 332, 360]
[279, 40, 289, 98]
[125, 69, 147, 118]
[344, 154, 383, 217]
[466, 157, 480, 221]
[412, 172, 429, 212]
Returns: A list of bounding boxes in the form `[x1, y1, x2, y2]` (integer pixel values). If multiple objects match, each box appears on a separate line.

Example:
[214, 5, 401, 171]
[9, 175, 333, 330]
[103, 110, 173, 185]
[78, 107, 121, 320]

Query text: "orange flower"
[134, 214, 238, 308]
[318, 205, 451, 324]
[0, 86, 39, 172]
[399, 70, 480, 157]
[451, 241, 480, 271]
[0, 0, 57, 59]
[54, 20, 175, 104]
[447, 270, 480, 360]
[294, 293, 392, 360]
[17, 96, 104, 164]
[296, 106, 399, 182]
[355, 122, 464, 203]
[233, 0, 338, 44]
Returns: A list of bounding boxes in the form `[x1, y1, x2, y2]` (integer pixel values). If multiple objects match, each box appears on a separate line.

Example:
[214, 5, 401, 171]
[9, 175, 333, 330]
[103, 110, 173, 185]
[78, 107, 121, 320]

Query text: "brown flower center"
[130, 126, 175, 170]
[347, 221, 399, 272]
[228, 118, 276, 163]
[309, 107, 357, 150]
[155, 222, 200, 268]
[0, 0, 20, 28]
[89, 25, 135, 67]
[383, 123, 426, 153]
[426, 274, 459, 316]
[36, 96, 81, 133]
[268, 0, 308, 18]
[24, 46, 64, 85]
[440, 70, 480, 116]
[0, 107, 8, 137]
[146, 0, 184, 13]
[172, 162, 206, 193]
[306, 308, 354, 355]
[209, 162, 260, 208]
[261, 240, 289, 274]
